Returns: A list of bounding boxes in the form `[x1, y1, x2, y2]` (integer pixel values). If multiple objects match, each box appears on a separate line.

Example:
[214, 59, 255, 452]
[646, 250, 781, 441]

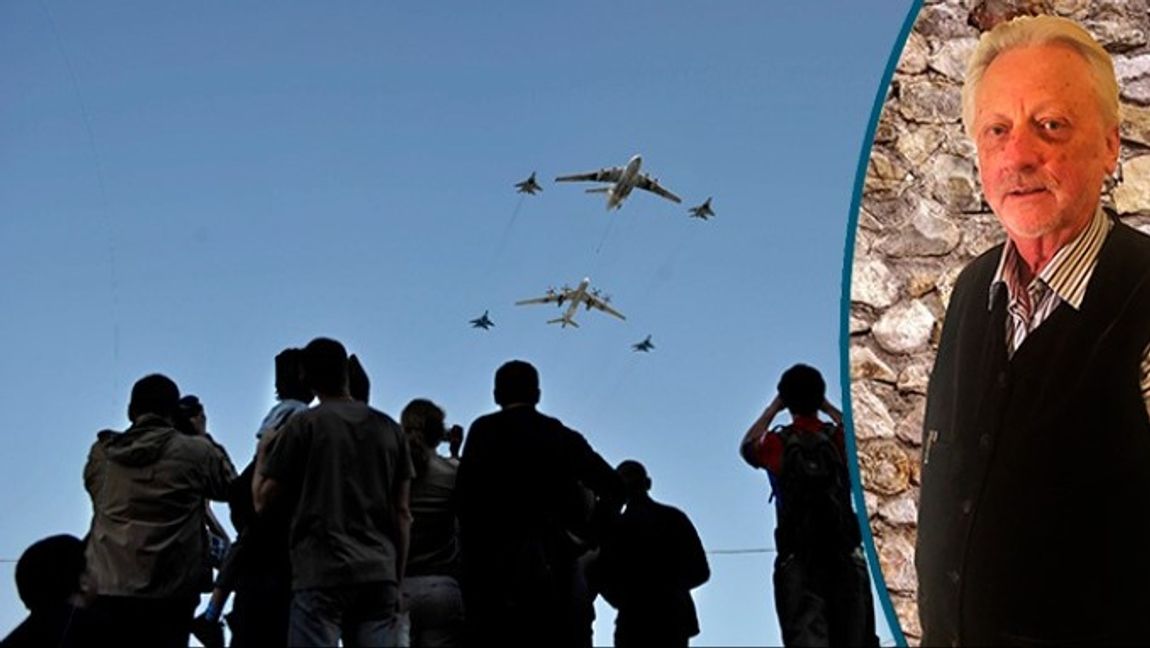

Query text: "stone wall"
[850, 0, 1150, 643]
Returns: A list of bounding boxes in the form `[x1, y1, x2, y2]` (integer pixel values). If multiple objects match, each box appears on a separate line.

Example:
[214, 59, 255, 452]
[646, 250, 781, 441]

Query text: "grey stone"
[929, 37, 978, 82]
[1087, 18, 1147, 52]
[864, 491, 879, 520]
[938, 264, 967, 311]
[916, 3, 977, 39]
[851, 345, 899, 383]
[851, 381, 897, 440]
[876, 198, 961, 257]
[1050, 0, 1091, 19]
[856, 206, 884, 232]
[873, 299, 936, 354]
[875, 529, 918, 592]
[898, 31, 930, 75]
[898, 78, 963, 124]
[928, 153, 982, 212]
[1114, 155, 1150, 215]
[878, 491, 920, 526]
[851, 258, 901, 308]
[906, 269, 940, 298]
[865, 149, 909, 195]
[967, 0, 1050, 32]
[874, 112, 898, 144]
[898, 360, 933, 396]
[850, 311, 872, 335]
[1121, 102, 1150, 146]
[1122, 76, 1150, 105]
[895, 125, 946, 168]
[895, 396, 927, 446]
[958, 211, 1007, 257]
[1114, 52, 1150, 83]
[893, 593, 923, 641]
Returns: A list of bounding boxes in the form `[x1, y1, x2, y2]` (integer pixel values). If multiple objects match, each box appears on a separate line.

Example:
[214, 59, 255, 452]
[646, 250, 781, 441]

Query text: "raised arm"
[741, 395, 783, 467]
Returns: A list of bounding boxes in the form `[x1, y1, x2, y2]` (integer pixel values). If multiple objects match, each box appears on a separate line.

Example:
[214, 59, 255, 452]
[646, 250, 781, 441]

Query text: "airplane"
[555, 154, 682, 210]
[632, 335, 655, 352]
[689, 197, 715, 220]
[515, 172, 543, 195]
[515, 277, 625, 328]
[469, 311, 494, 330]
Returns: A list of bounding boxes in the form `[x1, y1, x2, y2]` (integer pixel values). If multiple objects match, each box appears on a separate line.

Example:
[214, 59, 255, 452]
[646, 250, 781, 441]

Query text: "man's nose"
[1000, 127, 1043, 171]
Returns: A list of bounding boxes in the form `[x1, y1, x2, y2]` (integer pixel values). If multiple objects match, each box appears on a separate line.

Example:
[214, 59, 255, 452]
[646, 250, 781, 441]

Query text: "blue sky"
[0, 1, 915, 644]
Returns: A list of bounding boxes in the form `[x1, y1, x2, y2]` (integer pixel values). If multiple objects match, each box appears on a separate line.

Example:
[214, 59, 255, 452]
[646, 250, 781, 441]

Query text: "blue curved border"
[840, 2, 923, 646]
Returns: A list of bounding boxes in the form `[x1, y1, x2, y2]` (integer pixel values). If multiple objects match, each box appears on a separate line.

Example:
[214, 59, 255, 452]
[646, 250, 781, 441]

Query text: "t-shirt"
[406, 453, 459, 578]
[257, 399, 310, 438]
[261, 399, 413, 590]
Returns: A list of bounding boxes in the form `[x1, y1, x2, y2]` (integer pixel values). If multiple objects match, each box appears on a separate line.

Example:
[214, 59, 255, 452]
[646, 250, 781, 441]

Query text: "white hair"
[961, 15, 1119, 138]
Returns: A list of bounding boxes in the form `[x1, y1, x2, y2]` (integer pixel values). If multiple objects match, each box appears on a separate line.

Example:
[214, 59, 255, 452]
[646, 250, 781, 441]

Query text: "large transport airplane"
[515, 277, 625, 328]
[555, 154, 681, 210]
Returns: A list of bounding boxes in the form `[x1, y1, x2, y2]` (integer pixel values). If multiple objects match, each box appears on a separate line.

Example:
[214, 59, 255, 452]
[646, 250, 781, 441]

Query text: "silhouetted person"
[256, 338, 413, 646]
[194, 348, 312, 647]
[456, 360, 624, 647]
[593, 460, 709, 648]
[349, 353, 371, 404]
[400, 398, 464, 647]
[741, 364, 877, 647]
[82, 374, 236, 648]
[1, 535, 94, 647]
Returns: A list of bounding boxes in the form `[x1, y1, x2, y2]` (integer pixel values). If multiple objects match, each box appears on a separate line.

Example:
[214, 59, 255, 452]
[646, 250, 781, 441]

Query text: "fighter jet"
[632, 335, 655, 352]
[515, 277, 625, 328]
[470, 311, 495, 330]
[555, 154, 682, 210]
[515, 172, 543, 195]
[689, 197, 715, 220]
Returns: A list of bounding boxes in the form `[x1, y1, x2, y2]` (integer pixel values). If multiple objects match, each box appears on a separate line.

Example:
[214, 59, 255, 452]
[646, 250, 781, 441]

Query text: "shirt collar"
[989, 207, 1112, 311]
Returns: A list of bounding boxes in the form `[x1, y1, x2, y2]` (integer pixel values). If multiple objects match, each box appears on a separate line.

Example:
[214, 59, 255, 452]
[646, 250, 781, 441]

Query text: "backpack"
[773, 423, 861, 556]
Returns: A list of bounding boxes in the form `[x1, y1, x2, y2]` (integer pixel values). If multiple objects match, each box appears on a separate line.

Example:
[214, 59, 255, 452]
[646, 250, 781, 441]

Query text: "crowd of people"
[2, 337, 733, 647]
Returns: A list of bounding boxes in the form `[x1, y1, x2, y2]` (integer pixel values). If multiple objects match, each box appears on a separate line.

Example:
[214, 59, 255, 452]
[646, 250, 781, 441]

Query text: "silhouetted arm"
[394, 478, 412, 585]
[741, 395, 783, 467]
[677, 509, 710, 590]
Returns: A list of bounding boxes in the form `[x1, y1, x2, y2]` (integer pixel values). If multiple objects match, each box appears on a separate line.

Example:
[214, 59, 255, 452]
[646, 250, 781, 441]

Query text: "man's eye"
[984, 124, 1007, 137]
[1040, 119, 1065, 132]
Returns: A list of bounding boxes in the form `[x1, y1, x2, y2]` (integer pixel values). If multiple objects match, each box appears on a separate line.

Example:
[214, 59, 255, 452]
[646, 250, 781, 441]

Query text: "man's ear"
[1105, 124, 1120, 175]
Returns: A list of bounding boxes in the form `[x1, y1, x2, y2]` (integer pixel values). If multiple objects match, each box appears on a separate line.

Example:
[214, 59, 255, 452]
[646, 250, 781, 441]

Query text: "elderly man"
[917, 15, 1150, 645]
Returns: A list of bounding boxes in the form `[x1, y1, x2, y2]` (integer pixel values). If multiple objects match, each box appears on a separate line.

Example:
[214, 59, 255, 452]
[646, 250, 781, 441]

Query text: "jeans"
[398, 575, 464, 647]
[288, 581, 401, 647]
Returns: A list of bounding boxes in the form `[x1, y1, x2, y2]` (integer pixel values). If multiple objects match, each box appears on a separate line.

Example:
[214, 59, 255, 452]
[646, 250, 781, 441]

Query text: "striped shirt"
[989, 208, 1150, 417]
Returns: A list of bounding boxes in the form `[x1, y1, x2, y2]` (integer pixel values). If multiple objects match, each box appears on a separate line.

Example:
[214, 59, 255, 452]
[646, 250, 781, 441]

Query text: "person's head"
[402, 399, 446, 478]
[494, 360, 540, 408]
[127, 373, 180, 423]
[777, 364, 825, 417]
[274, 348, 310, 403]
[301, 337, 349, 398]
[348, 354, 371, 404]
[175, 394, 206, 435]
[616, 459, 652, 501]
[15, 534, 85, 612]
[402, 398, 446, 451]
[963, 16, 1120, 247]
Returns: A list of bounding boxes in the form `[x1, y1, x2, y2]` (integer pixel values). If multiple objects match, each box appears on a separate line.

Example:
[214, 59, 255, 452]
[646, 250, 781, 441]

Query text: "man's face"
[973, 43, 1119, 243]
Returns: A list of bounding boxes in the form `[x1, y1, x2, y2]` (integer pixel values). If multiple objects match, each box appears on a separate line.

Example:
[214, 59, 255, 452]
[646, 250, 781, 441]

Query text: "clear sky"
[0, 1, 915, 644]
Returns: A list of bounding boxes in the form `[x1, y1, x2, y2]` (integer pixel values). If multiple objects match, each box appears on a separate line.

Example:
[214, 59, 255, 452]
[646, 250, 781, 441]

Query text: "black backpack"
[773, 423, 861, 556]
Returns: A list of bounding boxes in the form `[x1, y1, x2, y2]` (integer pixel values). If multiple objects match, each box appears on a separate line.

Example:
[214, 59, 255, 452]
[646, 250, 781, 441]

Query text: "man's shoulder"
[1106, 220, 1150, 266]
